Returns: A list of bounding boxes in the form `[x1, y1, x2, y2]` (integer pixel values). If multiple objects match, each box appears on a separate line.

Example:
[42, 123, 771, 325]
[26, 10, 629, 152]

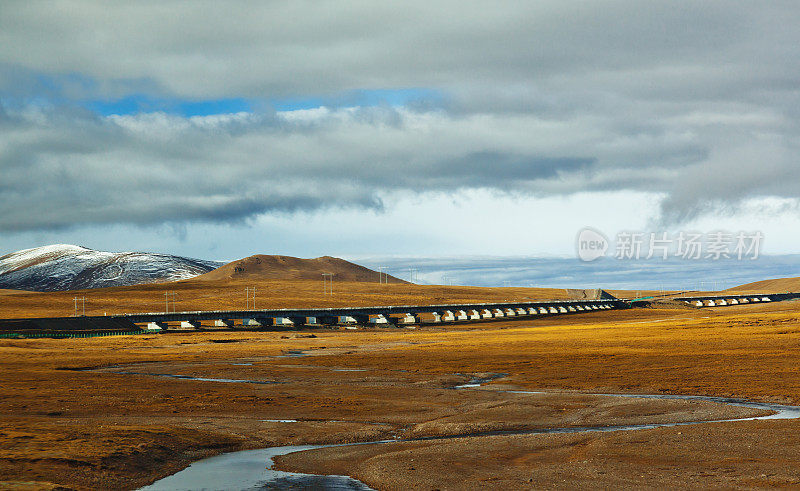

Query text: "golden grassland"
[0, 278, 635, 319]
[2, 286, 800, 488]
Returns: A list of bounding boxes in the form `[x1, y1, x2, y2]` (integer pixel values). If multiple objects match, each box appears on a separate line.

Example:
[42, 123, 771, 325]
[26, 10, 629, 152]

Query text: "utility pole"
[73, 296, 85, 317]
[164, 291, 177, 313]
[245, 287, 256, 310]
[408, 268, 418, 284]
[378, 266, 389, 285]
[322, 273, 333, 295]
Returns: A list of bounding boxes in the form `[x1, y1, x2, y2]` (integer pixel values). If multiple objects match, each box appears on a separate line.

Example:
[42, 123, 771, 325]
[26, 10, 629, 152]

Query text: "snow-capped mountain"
[0, 244, 223, 292]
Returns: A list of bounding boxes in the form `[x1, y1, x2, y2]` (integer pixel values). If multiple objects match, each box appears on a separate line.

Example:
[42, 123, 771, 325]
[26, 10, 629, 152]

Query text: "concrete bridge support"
[558, 306, 569, 313]
[468, 310, 481, 320]
[214, 319, 235, 328]
[480, 309, 493, 319]
[389, 313, 416, 325]
[456, 310, 468, 321]
[272, 317, 294, 327]
[147, 321, 168, 330]
[504, 308, 516, 317]
[441, 311, 456, 322]
[548, 307, 559, 314]
[492, 309, 505, 317]
[369, 314, 390, 325]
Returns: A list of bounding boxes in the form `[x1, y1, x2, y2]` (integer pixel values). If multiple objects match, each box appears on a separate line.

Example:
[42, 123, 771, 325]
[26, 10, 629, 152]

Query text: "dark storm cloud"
[1, 1, 800, 231]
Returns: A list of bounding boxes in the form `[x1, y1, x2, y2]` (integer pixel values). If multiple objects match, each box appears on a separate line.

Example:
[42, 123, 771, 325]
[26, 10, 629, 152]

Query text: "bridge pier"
[369, 314, 390, 325]
[272, 317, 295, 327]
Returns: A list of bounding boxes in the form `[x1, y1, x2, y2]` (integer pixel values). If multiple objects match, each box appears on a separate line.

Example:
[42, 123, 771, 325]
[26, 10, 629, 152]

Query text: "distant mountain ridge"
[0, 244, 223, 292]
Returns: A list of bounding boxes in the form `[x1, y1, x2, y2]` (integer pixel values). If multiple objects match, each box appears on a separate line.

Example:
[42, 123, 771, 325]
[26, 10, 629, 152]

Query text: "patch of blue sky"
[1, 65, 444, 116]
[84, 87, 442, 116]
[84, 95, 254, 117]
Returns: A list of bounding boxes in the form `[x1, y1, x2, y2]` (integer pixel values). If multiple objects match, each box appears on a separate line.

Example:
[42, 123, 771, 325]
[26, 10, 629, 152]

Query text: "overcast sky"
[2, 1, 800, 276]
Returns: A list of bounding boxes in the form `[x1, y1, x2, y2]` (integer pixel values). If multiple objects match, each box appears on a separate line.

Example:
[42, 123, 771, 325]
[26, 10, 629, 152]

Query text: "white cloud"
[2, 2, 800, 256]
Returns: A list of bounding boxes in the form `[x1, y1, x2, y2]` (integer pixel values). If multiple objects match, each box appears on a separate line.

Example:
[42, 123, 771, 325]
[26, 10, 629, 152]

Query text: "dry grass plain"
[0, 279, 586, 319]
[2, 285, 800, 489]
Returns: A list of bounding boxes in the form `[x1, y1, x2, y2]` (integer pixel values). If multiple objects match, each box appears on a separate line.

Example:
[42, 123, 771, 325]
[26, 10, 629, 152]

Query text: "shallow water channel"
[139, 381, 800, 490]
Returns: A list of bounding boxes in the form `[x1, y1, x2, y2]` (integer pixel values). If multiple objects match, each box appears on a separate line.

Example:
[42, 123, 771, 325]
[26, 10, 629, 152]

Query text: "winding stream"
[139, 386, 800, 490]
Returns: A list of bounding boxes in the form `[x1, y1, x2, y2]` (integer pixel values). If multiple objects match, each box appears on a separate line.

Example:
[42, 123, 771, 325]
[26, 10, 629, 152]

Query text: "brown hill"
[726, 276, 800, 293]
[194, 255, 408, 284]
